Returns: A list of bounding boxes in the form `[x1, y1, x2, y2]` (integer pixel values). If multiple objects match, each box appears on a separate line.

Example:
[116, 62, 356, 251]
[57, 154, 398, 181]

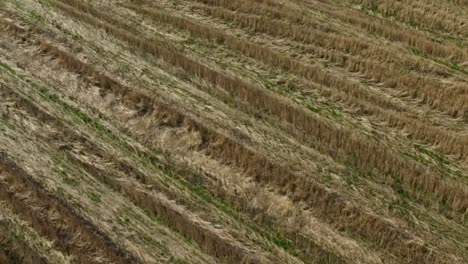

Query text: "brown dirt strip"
[0, 249, 9, 264]
[0, 152, 140, 264]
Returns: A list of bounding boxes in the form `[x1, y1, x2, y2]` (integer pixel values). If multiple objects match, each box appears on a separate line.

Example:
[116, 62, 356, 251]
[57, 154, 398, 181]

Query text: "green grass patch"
[57, 169, 79, 187]
[407, 47, 468, 75]
[408, 47, 425, 57]
[87, 191, 102, 203]
[0, 62, 16, 74]
[414, 144, 450, 167]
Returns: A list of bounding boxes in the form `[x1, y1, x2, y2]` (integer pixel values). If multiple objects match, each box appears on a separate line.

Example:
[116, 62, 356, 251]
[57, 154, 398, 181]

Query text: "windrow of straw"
[184, 4, 468, 120]
[0, 22, 327, 262]
[0, 84, 269, 264]
[50, 0, 468, 215]
[289, 0, 468, 63]
[193, 3, 435, 72]
[347, 0, 468, 36]
[12, 10, 451, 262]
[122, 3, 468, 161]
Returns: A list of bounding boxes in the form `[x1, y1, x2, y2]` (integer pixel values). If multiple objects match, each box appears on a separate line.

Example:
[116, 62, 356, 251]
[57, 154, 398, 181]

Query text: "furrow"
[0, 152, 140, 264]
[0, 249, 9, 264]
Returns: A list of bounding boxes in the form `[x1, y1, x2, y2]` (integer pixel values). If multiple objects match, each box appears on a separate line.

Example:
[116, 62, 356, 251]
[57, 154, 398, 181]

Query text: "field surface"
[1, 0, 468, 263]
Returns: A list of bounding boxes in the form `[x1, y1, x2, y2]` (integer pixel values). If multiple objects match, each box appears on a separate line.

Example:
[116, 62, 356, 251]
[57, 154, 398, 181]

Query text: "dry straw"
[17, 9, 446, 262]
[14, 1, 467, 262]
[125, 3, 468, 160]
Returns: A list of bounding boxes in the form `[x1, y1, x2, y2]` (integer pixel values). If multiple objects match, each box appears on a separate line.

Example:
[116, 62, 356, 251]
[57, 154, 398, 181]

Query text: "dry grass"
[0, 0, 467, 263]
[3, 10, 453, 263]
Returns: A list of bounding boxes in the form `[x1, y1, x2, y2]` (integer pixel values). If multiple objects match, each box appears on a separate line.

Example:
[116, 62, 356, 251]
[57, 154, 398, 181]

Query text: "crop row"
[34, 2, 459, 262]
[123, 2, 468, 164]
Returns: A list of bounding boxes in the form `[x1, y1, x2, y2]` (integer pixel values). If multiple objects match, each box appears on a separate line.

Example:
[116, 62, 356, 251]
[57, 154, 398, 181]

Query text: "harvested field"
[0, 0, 467, 263]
